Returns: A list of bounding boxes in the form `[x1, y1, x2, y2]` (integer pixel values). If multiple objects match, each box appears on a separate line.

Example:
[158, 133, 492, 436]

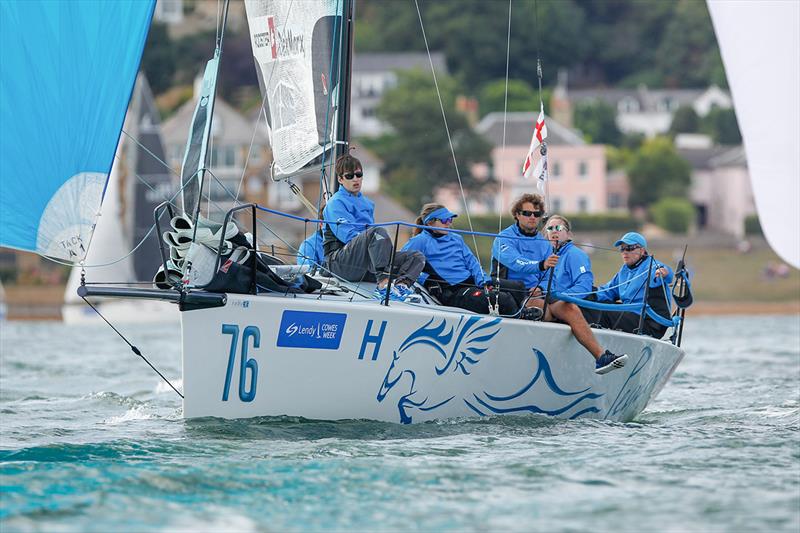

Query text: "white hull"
[182, 293, 684, 424]
[62, 299, 178, 325]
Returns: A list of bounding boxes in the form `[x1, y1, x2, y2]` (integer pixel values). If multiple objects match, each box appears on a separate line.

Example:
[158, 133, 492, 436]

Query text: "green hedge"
[454, 213, 641, 234]
[650, 197, 694, 234]
[745, 215, 762, 236]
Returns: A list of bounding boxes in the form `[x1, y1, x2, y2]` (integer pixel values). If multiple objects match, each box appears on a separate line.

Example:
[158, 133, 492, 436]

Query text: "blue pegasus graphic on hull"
[377, 316, 602, 423]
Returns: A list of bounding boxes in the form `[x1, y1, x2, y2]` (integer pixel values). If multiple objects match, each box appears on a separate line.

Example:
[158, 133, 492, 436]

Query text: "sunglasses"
[434, 217, 454, 225]
[341, 171, 364, 180]
[546, 224, 567, 232]
[619, 244, 641, 252]
[519, 210, 544, 217]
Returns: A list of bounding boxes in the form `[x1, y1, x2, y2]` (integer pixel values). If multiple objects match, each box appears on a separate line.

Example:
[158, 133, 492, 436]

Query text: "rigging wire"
[79, 295, 184, 399]
[413, 0, 482, 264]
[495, 0, 513, 282]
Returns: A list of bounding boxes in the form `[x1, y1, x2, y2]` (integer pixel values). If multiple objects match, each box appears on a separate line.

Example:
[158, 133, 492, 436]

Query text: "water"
[1, 315, 798, 532]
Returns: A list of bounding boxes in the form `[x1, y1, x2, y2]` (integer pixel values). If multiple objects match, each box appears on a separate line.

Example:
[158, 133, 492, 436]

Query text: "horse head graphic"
[376, 315, 501, 423]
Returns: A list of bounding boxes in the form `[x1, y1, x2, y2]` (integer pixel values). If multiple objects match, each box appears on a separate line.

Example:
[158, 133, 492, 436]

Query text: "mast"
[330, 0, 355, 194]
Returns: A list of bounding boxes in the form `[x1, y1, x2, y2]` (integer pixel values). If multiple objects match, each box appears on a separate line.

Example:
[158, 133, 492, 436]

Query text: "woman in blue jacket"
[542, 215, 629, 375]
[402, 204, 516, 315]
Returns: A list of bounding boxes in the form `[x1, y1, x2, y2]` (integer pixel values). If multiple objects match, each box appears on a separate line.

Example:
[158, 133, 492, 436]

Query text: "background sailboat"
[62, 74, 177, 324]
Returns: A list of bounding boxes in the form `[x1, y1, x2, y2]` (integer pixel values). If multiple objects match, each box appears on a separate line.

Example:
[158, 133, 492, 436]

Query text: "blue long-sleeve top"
[491, 223, 553, 289]
[402, 230, 490, 287]
[322, 188, 374, 246]
[550, 241, 593, 296]
[596, 255, 674, 305]
[296, 230, 324, 267]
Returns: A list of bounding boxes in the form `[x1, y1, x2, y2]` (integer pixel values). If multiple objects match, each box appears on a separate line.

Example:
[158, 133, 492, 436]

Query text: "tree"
[141, 22, 176, 94]
[371, 70, 492, 212]
[573, 100, 622, 145]
[650, 197, 694, 234]
[478, 79, 543, 115]
[702, 107, 742, 145]
[669, 106, 700, 136]
[627, 137, 691, 207]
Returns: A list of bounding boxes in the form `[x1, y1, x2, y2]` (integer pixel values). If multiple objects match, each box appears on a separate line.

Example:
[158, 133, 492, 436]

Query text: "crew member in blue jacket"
[296, 229, 324, 269]
[322, 154, 425, 301]
[491, 193, 558, 310]
[402, 203, 516, 315]
[543, 215, 628, 374]
[596, 231, 674, 338]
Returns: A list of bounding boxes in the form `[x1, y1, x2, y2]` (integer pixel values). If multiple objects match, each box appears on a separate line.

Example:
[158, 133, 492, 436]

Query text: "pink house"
[436, 112, 608, 216]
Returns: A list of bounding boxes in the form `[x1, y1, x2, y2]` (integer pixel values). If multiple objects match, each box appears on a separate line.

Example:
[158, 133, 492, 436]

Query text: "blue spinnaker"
[0, 0, 154, 261]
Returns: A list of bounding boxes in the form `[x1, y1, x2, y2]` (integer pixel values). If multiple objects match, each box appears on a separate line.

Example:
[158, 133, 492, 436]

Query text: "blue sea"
[1, 315, 798, 532]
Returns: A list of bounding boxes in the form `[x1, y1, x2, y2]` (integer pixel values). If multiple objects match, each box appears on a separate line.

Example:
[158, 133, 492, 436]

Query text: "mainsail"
[244, 0, 348, 179]
[707, 0, 800, 269]
[0, 0, 155, 262]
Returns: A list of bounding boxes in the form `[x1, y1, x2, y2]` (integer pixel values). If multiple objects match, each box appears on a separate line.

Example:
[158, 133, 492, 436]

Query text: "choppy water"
[1, 315, 798, 532]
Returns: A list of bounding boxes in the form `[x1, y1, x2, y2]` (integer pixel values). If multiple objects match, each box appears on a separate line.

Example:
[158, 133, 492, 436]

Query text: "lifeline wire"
[80, 295, 184, 399]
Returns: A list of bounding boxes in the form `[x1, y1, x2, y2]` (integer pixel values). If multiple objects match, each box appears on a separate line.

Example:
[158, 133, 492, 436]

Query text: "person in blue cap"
[402, 203, 517, 315]
[543, 215, 628, 374]
[595, 231, 674, 338]
[491, 193, 558, 313]
[322, 153, 425, 301]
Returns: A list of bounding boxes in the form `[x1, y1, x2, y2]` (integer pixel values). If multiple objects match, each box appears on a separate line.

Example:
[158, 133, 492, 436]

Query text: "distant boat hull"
[182, 293, 684, 424]
[62, 299, 178, 325]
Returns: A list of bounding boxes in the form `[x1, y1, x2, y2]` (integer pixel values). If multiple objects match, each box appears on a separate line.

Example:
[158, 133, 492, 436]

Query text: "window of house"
[551, 196, 562, 213]
[552, 161, 561, 179]
[608, 192, 622, 209]
[578, 161, 588, 179]
[362, 106, 376, 118]
[211, 145, 237, 168]
[618, 97, 639, 113]
[578, 196, 589, 213]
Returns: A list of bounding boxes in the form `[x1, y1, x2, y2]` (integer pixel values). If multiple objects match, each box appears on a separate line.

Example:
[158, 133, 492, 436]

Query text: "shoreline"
[688, 300, 800, 316]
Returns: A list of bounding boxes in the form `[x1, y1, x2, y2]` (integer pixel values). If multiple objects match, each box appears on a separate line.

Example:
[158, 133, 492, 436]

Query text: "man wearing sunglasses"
[322, 154, 425, 301]
[595, 232, 674, 338]
[491, 193, 559, 312]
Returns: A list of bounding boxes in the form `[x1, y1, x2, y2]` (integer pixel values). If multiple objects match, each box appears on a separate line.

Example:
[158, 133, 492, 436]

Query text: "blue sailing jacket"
[402, 230, 490, 287]
[597, 255, 674, 305]
[322, 188, 375, 255]
[296, 230, 324, 267]
[491, 224, 553, 289]
[550, 241, 593, 296]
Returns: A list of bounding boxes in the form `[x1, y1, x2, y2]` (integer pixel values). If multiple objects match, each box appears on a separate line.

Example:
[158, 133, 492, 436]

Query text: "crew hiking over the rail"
[491, 193, 557, 317]
[594, 232, 674, 339]
[402, 204, 517, 316]
[322, 154, 425, 301]
[543, 215, 629, 375]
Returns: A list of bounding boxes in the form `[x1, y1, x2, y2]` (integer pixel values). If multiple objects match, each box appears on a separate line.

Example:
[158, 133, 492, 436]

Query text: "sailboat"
[62, 74, 177, 324]
[1, 0, 690, 424]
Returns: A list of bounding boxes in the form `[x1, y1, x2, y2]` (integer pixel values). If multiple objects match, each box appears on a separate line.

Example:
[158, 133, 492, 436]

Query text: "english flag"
[521, 103, 547, 179]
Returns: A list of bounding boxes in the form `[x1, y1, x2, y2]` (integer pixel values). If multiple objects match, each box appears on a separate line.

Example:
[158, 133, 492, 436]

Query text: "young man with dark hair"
[491, 193, 558, 311]
[322, 154, 425, 300]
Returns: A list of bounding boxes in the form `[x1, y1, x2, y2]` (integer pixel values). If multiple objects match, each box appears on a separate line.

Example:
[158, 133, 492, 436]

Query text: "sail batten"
[0, 0, 155, 262]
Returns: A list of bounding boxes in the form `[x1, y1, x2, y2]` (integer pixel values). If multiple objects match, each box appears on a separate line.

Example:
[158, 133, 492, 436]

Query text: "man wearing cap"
[595, 232, 674, 338]
[491, 193, 558, 312]
[322, 153, 425, 301]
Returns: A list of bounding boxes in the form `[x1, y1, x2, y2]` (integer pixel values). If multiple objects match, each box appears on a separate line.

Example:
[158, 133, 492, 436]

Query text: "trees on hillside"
[366, 70, 492, 211]
[573, 100, 622, 145]
[627, 137, 691, 208]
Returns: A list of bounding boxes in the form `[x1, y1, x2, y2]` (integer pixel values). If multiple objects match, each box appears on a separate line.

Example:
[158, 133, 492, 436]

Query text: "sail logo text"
[277, 310, 346, 349]
[252, 16, 305, 60]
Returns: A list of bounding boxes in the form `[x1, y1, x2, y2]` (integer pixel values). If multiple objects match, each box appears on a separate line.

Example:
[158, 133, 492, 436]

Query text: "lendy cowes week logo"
[277, 310, 346, 350]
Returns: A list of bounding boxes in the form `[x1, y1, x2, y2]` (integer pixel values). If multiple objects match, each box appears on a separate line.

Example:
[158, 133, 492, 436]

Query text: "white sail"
[707, 0, 800, 269]
[245, 0, 346, 178]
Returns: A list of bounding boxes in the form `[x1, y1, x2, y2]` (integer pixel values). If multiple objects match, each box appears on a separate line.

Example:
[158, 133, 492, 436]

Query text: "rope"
[495, 0, 513, 283]
[80, 295, 184, 398]
[413, 0, 481, 265]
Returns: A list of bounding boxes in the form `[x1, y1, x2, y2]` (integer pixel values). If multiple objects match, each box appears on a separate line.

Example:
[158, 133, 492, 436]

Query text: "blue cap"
[614, 231, 647, 248]
[423, 207, 458, 224]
